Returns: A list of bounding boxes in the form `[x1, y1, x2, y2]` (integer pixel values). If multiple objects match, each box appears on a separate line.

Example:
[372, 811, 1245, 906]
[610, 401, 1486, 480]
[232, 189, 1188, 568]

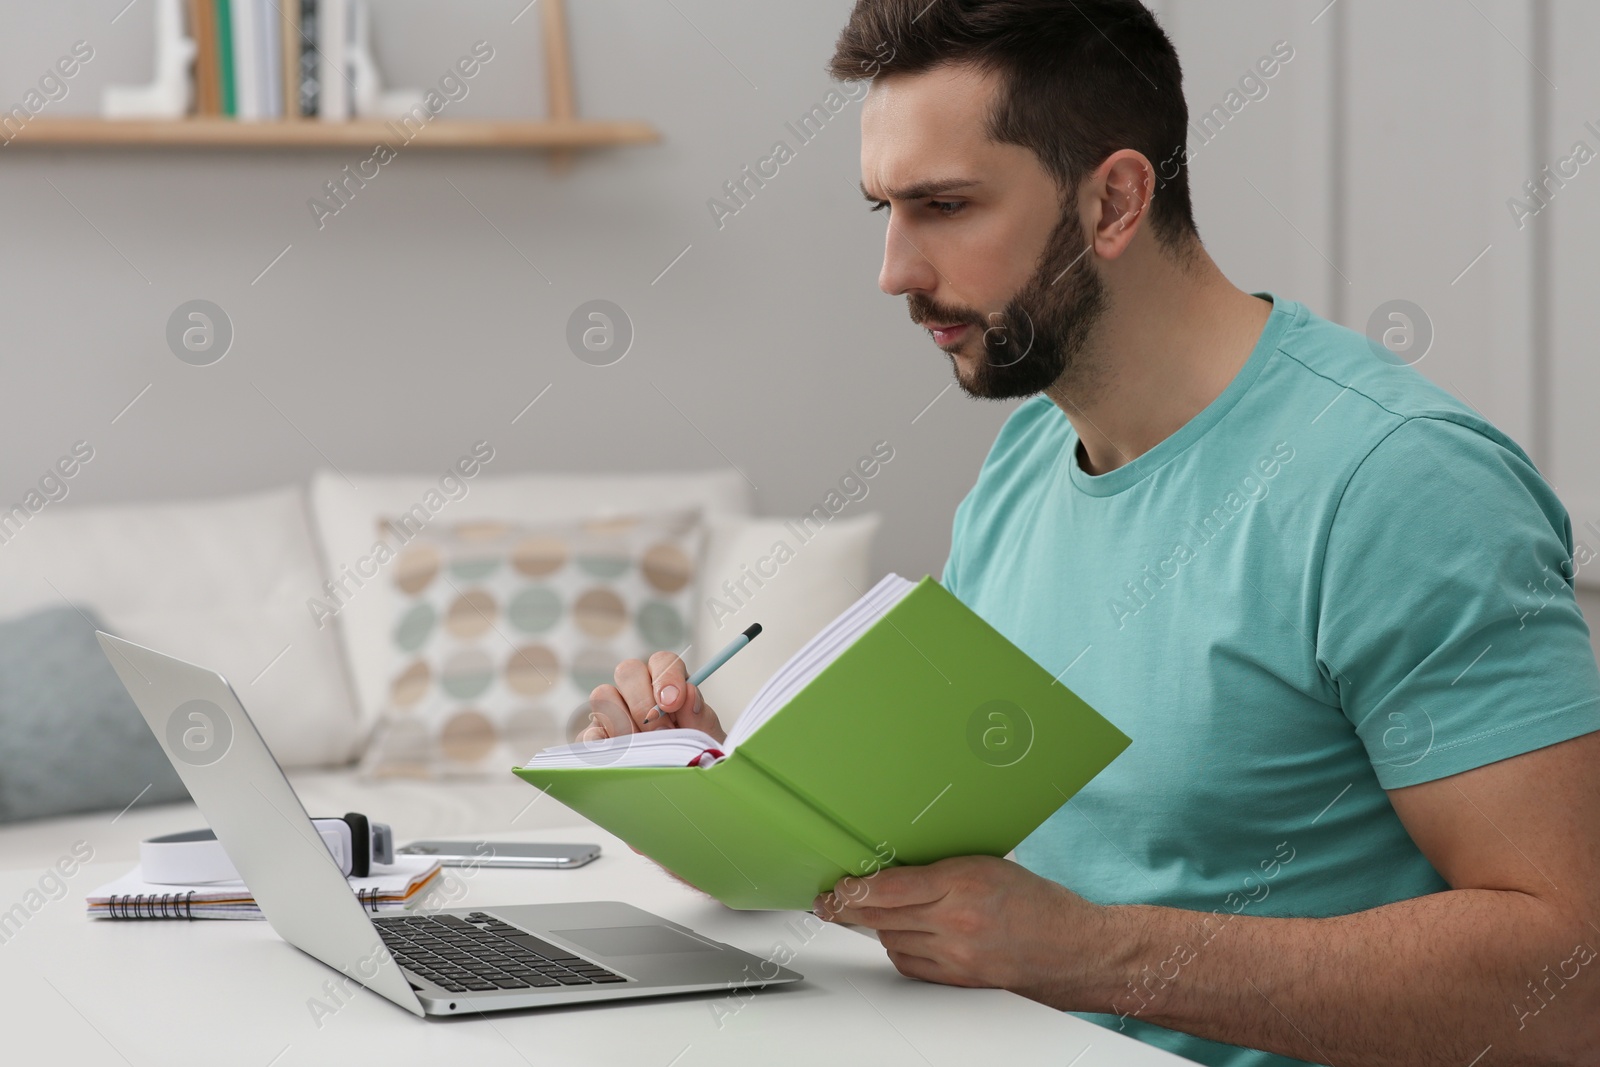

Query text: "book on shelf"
[187, 0, 220, 115]
[298, 0, 320, 117]
[259, 0, 283, 118]
[317, 0, 349, 120]
[517, 573, 1132, 910]
[229, 0, 260, 118]
[189, 0, 316, 119]
[212, 0, 236, 116]
[281, 0, 301, 117]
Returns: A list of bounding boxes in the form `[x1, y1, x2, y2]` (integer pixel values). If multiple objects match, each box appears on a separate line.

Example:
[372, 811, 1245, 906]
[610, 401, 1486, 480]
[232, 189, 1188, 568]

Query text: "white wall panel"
[1546, 0, 1600, 582]
[1342, 0, 1538, 450]
[1158, 0, 1338, 319]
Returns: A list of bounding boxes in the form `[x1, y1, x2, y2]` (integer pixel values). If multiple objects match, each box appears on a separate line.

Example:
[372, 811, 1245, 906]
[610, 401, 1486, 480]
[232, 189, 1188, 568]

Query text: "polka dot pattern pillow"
[359, 508, 705, 778]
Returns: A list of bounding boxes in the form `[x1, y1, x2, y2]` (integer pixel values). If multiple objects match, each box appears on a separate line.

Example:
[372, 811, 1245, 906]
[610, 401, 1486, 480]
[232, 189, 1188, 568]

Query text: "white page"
[724, 572, 913, 748]
[525, 729, 726, 770]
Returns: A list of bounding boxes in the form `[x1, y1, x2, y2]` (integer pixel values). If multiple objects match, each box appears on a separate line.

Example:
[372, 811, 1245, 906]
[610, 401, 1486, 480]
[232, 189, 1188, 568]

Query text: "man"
[583, 2, 1600, 1064]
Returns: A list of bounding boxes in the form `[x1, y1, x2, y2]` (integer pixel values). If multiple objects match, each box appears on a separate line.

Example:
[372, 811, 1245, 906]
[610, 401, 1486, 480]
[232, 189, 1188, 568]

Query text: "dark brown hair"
[829, 0, 1200, 254]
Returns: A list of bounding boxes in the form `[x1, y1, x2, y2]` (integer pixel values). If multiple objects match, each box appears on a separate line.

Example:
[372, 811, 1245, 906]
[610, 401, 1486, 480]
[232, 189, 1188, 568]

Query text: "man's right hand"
[578, 650, 726, 745]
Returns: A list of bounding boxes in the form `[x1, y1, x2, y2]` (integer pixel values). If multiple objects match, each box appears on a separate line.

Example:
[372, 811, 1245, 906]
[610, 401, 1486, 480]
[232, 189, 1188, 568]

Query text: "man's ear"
[1083, 149, 1154, 261]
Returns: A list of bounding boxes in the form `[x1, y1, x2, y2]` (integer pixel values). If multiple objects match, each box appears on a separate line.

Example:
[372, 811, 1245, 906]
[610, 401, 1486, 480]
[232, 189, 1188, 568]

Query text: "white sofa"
[0, 467, 880, 871]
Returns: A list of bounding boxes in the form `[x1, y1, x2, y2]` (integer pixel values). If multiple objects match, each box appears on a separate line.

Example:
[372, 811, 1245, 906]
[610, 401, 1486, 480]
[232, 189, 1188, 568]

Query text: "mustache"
[907, 294, 984, 329]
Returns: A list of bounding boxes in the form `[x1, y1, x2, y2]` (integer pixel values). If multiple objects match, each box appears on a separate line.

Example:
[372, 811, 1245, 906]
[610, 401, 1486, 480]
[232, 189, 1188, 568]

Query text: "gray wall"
[0, 0, 1014, 584]
[6, 0, 1600, 655]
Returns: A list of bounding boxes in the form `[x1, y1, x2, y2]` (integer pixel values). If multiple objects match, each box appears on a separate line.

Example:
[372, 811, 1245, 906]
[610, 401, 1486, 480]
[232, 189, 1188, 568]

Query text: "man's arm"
[817, 730, 1600, 1067]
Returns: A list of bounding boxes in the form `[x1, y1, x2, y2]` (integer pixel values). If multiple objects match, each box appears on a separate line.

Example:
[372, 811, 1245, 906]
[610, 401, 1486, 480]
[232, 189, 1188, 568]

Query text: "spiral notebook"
[86, 854, 442, 920]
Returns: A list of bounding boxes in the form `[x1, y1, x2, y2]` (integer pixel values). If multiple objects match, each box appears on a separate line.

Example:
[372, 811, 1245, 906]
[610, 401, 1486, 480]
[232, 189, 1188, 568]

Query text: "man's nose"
[879, 220, 940, 296]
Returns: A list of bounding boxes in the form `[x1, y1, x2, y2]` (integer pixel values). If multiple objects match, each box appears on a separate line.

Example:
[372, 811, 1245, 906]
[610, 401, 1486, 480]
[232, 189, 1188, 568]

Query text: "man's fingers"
[817, 866, 943, 914]
[675, 682, 711, 726]
[818, 899, 940, 933]
[597, 654, 723, 735]
[877, 929, 944, 961]
[644, 650, 690, 724]
[883, 948, 949, 985]
[612, 658, 663, 731]
[585, 685, 636, 737]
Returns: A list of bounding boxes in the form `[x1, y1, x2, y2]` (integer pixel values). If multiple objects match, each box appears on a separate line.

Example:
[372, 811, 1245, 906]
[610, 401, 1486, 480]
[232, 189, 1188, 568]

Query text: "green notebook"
[514, 574, 1130, 910]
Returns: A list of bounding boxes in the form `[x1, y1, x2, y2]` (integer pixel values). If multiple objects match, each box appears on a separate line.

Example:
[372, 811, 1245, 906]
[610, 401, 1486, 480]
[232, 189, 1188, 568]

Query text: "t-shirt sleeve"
[1316, 416, 1600, 789]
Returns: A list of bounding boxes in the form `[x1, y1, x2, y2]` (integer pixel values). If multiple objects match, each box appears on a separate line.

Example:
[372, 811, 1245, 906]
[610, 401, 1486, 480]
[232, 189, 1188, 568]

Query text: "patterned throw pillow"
[360, 509, 706, 778]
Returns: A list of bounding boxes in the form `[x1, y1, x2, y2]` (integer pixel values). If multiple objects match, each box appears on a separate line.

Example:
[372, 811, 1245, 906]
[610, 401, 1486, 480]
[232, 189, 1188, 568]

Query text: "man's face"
[860, 64, 1109, 399]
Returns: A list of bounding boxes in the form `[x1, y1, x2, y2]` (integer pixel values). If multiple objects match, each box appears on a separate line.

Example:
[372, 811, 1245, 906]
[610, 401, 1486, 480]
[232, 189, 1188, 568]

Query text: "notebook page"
[524, 729, 725, 769]
[724, 572, 915, 750]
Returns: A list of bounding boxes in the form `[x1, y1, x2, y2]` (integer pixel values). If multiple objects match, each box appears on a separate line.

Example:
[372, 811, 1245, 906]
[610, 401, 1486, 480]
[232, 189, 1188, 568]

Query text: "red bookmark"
[688, 748, 726, 767]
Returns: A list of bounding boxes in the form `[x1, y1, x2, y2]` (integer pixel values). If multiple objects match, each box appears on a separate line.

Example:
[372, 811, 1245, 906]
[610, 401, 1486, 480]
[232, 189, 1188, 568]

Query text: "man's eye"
[928, 200, 965, 216]
[868, 199, 890, 214]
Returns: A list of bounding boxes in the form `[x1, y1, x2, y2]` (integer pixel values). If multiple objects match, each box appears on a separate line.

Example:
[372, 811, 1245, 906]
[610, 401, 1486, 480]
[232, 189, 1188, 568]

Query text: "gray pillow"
[0, 606, 190, 823]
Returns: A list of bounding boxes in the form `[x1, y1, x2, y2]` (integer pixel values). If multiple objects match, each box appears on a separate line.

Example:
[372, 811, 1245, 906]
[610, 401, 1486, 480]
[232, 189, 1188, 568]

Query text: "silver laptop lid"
[96, 632, 423, 1017]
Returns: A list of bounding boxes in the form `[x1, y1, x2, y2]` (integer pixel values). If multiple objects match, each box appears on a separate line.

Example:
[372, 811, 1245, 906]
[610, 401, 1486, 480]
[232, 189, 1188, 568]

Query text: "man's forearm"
[1083, 888, 1600, 1067]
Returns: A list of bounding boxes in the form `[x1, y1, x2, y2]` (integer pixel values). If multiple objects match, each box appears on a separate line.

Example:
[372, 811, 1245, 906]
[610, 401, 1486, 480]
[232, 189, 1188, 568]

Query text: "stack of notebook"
[87, 853, 441, 920]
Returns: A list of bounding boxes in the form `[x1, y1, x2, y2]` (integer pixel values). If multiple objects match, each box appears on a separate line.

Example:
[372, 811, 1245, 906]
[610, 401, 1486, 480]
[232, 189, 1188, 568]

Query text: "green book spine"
[514, 578, 1132, 910]
[214, 0, 236, 117]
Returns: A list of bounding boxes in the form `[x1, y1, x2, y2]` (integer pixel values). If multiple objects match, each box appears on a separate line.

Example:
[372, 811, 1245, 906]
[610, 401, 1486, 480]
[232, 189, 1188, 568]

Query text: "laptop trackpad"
[551, 925, 718, 957]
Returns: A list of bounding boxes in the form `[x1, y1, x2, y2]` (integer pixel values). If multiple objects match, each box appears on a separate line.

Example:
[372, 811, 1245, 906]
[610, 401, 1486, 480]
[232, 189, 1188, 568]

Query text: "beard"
[908, 207, 1110, 401]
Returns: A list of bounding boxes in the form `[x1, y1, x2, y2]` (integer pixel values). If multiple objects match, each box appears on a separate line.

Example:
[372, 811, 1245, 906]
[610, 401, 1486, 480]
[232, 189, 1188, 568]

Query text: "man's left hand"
[812, 855, 1116, 1008]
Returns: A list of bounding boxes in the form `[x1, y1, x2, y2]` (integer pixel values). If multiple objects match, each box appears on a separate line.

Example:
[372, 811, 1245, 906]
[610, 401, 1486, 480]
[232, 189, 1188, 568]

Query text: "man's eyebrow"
[860, 179, 982, 202]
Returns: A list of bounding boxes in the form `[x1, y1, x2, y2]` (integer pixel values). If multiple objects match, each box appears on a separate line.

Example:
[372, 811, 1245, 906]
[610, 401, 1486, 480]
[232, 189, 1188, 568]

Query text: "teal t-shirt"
[941, 294, 1600, 1067]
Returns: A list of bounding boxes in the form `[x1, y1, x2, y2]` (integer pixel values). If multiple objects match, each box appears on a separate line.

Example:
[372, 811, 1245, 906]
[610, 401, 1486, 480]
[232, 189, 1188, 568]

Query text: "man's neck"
[1044, 253, 1273, 477]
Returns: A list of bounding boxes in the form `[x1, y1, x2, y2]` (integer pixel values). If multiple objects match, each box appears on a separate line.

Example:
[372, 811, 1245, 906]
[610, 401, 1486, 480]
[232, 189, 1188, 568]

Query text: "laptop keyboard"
[374, 911, 628, 993]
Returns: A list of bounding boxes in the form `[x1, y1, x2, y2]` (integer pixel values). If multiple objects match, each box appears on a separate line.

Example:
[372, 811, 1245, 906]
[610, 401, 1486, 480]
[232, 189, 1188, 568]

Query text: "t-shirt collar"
[1060, 291, 1298, 498]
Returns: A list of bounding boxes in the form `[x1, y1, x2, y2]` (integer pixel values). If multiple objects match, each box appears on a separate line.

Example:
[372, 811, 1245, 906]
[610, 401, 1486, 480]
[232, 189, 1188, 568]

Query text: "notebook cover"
[514, 578, 1131, 910]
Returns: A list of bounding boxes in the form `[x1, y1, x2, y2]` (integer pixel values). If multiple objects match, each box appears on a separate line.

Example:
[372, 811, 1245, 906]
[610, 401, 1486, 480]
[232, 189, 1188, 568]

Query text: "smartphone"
[395, 840, 601, 869]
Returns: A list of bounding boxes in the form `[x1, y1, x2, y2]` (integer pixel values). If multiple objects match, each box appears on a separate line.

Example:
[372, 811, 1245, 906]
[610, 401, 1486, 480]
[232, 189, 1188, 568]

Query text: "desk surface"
[0, 825, 1195, 1066]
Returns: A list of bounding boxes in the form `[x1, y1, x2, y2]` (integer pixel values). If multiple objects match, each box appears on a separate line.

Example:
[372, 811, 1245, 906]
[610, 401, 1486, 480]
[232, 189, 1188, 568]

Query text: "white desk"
[0, 826, 1195, 1065]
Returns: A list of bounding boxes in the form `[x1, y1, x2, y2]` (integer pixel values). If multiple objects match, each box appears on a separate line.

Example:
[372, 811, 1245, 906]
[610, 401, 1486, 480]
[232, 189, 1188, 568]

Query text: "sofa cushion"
[361, 508, 707, 777]
[309, 468, 752, 737]
[0, 605, 190, 824]
[0, 485, 362, 768]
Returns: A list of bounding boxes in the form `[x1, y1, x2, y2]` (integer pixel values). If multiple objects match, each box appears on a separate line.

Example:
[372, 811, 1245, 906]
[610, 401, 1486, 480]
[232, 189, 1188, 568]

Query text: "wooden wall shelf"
[6, 117, 660, 150]
[3, 0, 657, 158]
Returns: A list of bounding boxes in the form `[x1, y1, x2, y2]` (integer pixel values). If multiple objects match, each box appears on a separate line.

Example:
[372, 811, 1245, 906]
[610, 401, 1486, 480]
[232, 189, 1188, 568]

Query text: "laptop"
[96, 631, 802, 1017]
